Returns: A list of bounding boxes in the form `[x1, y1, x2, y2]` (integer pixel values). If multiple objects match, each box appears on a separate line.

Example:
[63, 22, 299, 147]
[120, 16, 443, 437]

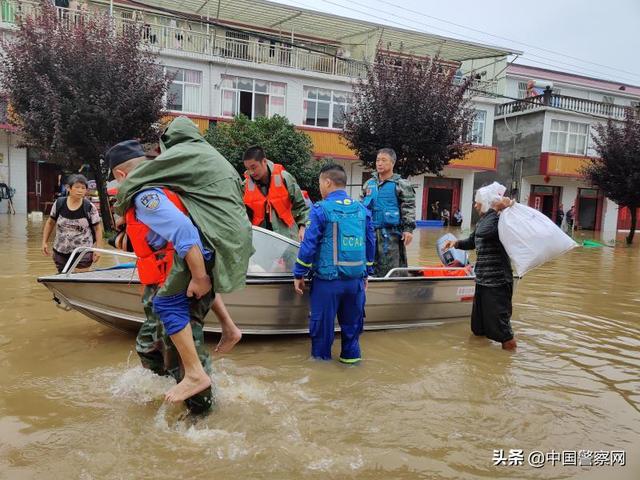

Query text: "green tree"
[584, 111, 640, 244]
[0, 2, 170, 229]
[343, 54, 476, 177]
[206, 114, 324, 200]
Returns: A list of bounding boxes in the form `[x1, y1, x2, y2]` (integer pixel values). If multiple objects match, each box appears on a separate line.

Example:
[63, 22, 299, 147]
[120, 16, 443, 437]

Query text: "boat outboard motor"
[436, 233, 469, 267]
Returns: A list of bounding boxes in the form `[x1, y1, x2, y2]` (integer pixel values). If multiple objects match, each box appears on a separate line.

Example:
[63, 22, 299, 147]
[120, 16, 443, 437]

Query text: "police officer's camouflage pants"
[373, 228, 407, 277]
[136, 254, 215, 413]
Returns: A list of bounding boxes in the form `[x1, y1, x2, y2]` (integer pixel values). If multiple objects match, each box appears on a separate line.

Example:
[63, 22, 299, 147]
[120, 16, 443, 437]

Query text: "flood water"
[0, 214, 638, 480]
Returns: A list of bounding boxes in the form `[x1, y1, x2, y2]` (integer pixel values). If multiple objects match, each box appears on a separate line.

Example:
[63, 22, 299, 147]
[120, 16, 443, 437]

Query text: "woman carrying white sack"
[443, 182, 517, 351]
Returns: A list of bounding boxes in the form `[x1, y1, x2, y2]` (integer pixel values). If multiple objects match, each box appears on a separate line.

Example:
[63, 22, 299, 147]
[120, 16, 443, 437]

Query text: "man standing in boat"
[361, 148, 416, 277]
[242, 146, 309, 242]
[110, 117, 253, 411]
[443, 185, 516, 351]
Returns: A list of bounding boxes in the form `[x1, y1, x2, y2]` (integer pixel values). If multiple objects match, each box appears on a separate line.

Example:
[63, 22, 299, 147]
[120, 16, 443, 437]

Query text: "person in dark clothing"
[566, 205, 575, 232]
[443, 196, 516, 350]
[555, 203, 564, 227]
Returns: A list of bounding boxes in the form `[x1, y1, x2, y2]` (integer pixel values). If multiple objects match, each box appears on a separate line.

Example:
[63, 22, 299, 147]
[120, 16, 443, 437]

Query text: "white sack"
[498, 202, 578, 277]
[475, 182, 506, 213]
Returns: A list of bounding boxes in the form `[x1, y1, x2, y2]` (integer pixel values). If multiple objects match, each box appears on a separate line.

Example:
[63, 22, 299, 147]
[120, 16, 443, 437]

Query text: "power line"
[313, 0, 640, 84]
[280, 0, 640, 84]
[374, 0, 640, 80]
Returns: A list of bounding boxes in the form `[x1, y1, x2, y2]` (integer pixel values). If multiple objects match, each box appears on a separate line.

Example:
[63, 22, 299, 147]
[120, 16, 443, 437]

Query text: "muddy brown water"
[0, 215, 638, 479]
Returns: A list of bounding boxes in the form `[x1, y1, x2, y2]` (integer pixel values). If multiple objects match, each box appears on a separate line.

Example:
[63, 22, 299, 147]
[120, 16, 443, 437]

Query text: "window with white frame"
[303, 87, 353, 129]
[549, 119, 589, 155]
[517, 81, 528, 99]
[467, 110, 487, 144]
[220, 75, 286, 119]
[167, 67, 202, 113]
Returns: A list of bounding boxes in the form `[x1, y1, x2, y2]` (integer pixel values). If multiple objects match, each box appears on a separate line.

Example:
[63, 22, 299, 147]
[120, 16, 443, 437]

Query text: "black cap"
[105, 140, 146, 172]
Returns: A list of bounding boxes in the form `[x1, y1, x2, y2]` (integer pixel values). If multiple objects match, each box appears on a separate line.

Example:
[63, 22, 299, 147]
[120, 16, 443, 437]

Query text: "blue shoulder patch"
[140, 192, 161, 210]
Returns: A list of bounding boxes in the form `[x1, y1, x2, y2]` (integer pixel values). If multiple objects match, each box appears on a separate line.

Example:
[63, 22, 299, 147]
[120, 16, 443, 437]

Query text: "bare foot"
[165, 373, 212, 404]
[215, 324, 242, 354]
[502, 338, 517, 351]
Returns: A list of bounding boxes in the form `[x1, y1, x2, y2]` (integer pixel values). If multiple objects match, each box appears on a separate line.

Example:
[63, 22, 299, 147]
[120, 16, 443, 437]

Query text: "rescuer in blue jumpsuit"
[293, 164, 376, 363]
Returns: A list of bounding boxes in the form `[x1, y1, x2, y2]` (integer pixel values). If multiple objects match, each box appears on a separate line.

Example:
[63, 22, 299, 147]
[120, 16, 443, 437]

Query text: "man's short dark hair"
[66, 174, 89, 188]
[243, 145, 266, 162]
[319, 163, 347, 187]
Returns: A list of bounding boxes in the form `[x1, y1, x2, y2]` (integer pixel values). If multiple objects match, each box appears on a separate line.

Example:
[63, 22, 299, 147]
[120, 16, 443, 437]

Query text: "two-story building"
[481, 64, 640, 239]
[0, 0, 517, 230]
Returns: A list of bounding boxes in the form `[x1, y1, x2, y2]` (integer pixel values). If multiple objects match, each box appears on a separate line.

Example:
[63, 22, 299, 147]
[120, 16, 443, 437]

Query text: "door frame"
[422, 177, 461, 221]
[576, 187, 604, 231]
[528, 184, 561, 222]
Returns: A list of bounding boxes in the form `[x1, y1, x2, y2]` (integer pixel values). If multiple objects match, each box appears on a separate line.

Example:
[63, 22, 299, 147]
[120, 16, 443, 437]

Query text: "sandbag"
[498, 203, 578, 276]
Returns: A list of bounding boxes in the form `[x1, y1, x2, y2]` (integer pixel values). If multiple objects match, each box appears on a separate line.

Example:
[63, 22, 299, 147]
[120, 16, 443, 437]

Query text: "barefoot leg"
[164, 323, 212, 403]
[211, 295, 242, 354]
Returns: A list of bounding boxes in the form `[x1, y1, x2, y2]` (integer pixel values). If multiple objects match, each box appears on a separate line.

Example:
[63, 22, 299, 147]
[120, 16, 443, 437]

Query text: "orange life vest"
[125, 188, 188, 286]
[243, 163, 295, 228]
[421, 264, 473, 277]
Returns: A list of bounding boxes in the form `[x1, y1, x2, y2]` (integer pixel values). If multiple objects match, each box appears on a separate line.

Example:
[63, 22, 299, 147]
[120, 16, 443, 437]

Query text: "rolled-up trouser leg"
[151, 253, 215, 413]
[309, 278, 338, 360]
[337, 278, 365, 363]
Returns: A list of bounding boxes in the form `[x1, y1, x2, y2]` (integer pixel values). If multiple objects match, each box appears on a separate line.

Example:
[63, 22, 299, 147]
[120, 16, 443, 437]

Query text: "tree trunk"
[627, 206, 637, 245]
[93, 161, 113, 232]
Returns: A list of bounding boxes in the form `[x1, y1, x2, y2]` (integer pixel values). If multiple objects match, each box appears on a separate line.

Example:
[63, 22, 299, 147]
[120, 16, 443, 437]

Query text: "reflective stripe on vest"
[243, 163, 295, 228]
[125, 188, 188, 286]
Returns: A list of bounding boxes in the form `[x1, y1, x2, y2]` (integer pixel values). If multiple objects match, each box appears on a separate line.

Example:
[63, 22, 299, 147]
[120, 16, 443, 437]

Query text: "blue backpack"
[314, 198, 367, 280]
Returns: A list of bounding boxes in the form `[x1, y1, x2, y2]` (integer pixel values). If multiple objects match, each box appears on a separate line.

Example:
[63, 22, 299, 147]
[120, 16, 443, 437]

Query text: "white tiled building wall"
[0, 131, 27, 214]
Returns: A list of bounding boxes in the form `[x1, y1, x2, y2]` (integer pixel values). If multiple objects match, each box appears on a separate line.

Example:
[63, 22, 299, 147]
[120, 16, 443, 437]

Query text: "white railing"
[1, 0, 368, 79]
[496, 93, 630, 120]
[61, 246, 136, 275]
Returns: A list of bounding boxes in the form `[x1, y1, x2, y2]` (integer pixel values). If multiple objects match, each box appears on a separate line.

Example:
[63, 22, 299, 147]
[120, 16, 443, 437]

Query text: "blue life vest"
[363, 179, 400, 229]
[314, 198, 367, 280]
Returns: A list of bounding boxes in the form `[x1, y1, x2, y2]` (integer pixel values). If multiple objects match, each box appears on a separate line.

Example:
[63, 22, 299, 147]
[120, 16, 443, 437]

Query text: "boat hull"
[38, 269, 483, 334]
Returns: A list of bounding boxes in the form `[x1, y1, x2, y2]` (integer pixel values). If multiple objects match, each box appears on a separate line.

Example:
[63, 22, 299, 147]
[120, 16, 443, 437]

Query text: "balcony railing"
[0, 0, 368, 78]
[496, 93, 631, 120]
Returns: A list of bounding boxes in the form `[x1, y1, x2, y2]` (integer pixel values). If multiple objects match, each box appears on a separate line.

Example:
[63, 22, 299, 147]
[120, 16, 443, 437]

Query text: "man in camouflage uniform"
[242, 145, 309, 242]
[113, 117, 253, 413]
[361, 148, 416, 277]
[138, 261, 214, 414]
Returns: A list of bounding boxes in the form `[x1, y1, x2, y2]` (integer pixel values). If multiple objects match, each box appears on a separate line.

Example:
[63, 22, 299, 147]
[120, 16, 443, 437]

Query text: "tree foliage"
[0, 2, 170, 229]
[206, 114, 325, 200]
[343, 54, 476, 178]
[584, 111, 640, 244]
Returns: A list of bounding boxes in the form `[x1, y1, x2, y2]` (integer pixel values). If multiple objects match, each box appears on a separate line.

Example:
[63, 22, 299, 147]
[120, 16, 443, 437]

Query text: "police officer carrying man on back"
[361, 148, 416, 277]
[242, 146, 309, 242]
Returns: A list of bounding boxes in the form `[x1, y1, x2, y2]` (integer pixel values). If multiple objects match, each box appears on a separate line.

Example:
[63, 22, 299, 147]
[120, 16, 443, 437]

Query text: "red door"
[617, 206, 640, 230]
[529, 185, 561, 222]
[27, 149, 60, 213]
[422, 177, 461, 220]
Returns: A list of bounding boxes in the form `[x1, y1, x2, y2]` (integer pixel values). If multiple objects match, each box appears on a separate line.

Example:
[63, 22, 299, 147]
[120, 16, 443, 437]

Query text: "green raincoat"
[115, 116, 253, 293]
